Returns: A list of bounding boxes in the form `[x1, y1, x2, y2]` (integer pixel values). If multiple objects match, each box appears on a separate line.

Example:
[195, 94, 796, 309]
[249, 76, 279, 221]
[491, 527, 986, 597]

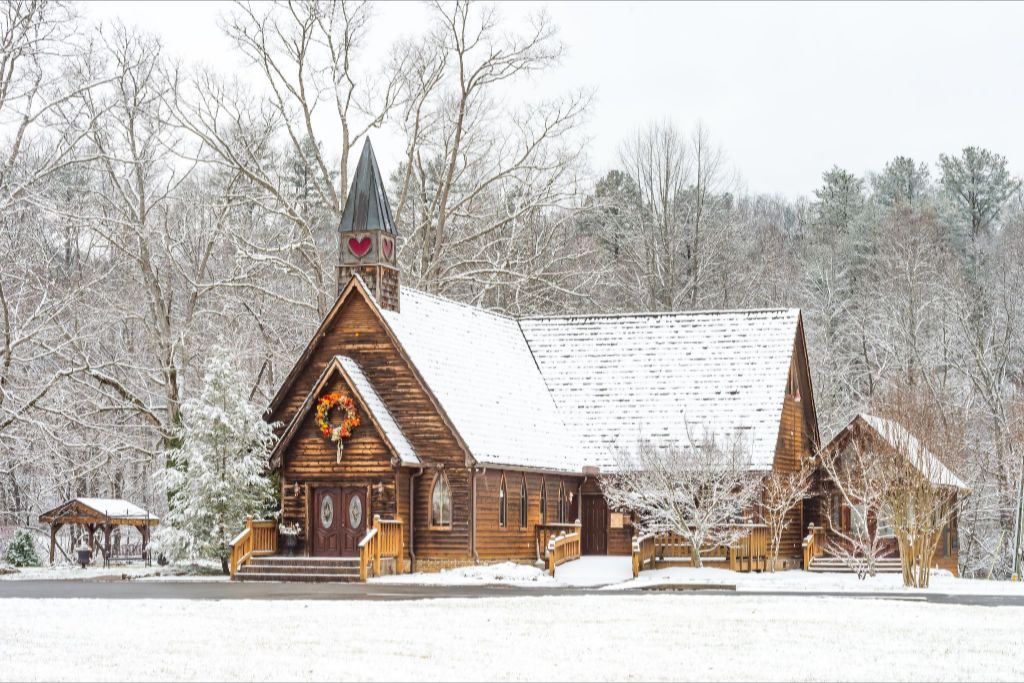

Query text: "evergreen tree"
[871, 156, 932, 208]
[4, 529, 41, 567]
[155, 348, 277, 573]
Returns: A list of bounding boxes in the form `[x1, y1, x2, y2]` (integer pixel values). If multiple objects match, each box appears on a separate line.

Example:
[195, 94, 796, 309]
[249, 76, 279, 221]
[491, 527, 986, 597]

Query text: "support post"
[49, 524, 59, 565]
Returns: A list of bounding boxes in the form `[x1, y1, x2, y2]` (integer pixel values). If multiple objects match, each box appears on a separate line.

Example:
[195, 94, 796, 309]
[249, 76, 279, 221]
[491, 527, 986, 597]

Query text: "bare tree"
[601, 432, 762, 568]
[761, 464, 812, 572]
[819, 435, 892, 579]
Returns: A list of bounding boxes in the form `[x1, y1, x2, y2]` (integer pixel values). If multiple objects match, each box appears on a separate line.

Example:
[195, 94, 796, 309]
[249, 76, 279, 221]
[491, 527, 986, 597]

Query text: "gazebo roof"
[39, 498, 159, 526]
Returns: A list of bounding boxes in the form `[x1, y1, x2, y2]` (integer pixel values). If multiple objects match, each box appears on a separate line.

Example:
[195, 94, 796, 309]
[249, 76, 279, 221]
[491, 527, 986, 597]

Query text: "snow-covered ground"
[1, 594, 1021, 681]
[0, 562, 226, 582]
[374, 556, 1024, 596]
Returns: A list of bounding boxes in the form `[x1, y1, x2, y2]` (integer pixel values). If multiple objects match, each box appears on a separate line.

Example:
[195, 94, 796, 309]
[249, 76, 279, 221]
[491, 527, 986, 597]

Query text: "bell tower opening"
[337, 138, 400, 312]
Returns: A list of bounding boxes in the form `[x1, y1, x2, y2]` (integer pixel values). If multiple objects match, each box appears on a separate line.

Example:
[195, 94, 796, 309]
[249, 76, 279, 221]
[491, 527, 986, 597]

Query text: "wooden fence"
[629, 524, 771, 576]
[358, 515, 405, 581]
[228, 517, 278, 578]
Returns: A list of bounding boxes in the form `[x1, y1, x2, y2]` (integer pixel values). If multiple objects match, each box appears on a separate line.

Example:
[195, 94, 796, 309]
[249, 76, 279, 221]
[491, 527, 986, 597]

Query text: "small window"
[830, 494, 842, 531]
[498, 476, 507, 528]
[558, 482, 567, 523]
[540, 479, 548, 525]
[519, 476, 528, 528]
[431, 473, 452, 528]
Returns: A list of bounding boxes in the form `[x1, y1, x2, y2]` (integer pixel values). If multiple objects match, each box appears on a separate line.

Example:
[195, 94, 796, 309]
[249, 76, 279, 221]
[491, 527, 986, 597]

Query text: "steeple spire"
[339, 139, 398, 235]
[337, 138, 400, 312]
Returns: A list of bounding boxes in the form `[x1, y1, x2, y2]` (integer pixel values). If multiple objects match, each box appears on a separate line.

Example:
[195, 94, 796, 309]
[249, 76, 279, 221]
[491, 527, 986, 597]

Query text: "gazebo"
[38, 498, 159, 565]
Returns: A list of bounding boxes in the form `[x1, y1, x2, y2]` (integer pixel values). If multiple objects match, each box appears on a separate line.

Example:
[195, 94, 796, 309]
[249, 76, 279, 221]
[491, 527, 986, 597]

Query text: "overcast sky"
[86, 1, 1024, 199]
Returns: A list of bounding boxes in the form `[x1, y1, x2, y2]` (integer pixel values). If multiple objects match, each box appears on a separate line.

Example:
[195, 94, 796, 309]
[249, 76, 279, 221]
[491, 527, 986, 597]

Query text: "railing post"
[372, 515, 382, 577]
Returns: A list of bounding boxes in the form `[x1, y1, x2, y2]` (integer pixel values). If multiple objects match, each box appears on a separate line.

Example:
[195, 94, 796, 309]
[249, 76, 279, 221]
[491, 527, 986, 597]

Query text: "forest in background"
[1, 0, 1022, 577]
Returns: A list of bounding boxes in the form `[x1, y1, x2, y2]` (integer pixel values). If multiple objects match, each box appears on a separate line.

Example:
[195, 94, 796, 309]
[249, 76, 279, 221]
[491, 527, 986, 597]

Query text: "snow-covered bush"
[154, 349, 277, 573]
[4, 528, 41, 567]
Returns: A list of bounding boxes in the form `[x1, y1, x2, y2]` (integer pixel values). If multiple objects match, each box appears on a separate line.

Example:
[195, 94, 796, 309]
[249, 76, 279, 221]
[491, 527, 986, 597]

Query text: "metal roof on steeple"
[339, 138, 398, 235]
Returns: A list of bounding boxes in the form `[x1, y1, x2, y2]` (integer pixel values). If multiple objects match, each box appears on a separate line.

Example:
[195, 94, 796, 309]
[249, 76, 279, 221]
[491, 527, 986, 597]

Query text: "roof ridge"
[518, 306, 800, 322]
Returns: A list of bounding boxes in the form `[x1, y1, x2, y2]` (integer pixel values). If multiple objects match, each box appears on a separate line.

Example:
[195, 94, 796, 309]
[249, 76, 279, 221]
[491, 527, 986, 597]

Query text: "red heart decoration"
[348, 236, 372, 258]
[381, 238, 393, 261]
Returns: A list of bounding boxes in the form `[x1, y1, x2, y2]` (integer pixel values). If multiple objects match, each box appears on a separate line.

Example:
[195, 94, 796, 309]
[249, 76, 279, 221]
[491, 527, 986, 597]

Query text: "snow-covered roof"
[857, 414, 967, 489]
[379, 290, 800, 472]
[336, 356, 420, 466]
[381, 290, 587, 472]
[75, 498, 155, 520]
[519, 309, 800, 470]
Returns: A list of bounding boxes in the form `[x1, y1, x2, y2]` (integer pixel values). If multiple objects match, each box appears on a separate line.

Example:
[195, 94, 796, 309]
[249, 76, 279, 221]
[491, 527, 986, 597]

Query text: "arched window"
[539, 479, 548, 525]
[558, 482, 567, 523]
[431, 473, 452, 528]
[519, 475, 528, 528]
[498, 475, 508, 528]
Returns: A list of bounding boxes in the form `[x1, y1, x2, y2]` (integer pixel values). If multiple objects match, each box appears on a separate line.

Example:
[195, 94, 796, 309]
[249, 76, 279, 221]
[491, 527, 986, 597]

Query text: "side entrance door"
[581, 495, 608, 555]
[313, 487, 342, 556]
[340, 487, 367, 557]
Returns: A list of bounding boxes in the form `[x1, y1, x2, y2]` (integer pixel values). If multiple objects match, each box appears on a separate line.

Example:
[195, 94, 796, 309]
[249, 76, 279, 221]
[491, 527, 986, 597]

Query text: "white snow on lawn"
[374, 556, 1024, 596]
[0, 562, 227, 582]
[609, 565, 1024, 595]
[1, 595, 1022, 681]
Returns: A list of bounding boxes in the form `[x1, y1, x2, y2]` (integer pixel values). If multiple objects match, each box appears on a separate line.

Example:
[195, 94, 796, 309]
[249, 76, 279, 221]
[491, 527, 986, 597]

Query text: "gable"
[269, 356, 419, 470]
[267, 277, 471, 472]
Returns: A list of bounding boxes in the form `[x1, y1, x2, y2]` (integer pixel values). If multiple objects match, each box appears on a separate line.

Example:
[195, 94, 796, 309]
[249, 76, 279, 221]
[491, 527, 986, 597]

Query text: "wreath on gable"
[315, 392, 360, 462]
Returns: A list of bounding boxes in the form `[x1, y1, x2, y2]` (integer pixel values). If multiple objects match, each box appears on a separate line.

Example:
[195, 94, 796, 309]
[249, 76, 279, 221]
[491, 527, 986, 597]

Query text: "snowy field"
[374, 556, 1024, 596]
[0, 562, 227, 582]
[1, 594, 1022, 681]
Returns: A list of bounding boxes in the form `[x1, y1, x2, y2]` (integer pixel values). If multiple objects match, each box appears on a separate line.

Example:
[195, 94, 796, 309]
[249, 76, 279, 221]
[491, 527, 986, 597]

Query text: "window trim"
[519, 475, 528, 529]
[540, 478, 548, 526]
[498, 474, 508, 529]
[430, 472, 453, 530]
[558, 482, 567, 523]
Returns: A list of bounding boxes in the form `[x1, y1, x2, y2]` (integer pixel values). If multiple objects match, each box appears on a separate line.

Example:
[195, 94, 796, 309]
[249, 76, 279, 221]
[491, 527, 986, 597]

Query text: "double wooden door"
[312, 487, 367, 557]
[581, 495, 608, 555]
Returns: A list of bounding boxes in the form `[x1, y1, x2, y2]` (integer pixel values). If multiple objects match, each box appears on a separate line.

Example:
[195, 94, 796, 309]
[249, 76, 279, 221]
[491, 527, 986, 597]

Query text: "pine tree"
[155, 348, 277, 573]
[4, 529, 41, 567]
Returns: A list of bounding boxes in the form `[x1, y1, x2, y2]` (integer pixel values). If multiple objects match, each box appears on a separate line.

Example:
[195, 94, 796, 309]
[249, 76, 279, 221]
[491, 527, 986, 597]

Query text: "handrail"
[228, 517, 279, 578]
[629, 525, 771, 576]
[535, 522, 581, 561]
[359, 516, 405, 581]
[631, 532, 657, 577]
[802, 523, 827, 570]
[545, 520, 582, 576]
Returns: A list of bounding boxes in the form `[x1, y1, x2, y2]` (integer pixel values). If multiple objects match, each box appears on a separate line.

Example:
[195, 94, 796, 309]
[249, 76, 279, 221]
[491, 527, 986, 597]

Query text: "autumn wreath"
[315, 392, 360, 462]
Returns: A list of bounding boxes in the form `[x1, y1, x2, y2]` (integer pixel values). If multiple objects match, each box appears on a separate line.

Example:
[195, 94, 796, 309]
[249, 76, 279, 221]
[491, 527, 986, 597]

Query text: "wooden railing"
[358, 515, 405, 582]
[802, 523, 827, 570]
[534, 522, 582, 562]
[629, 525, 771, 575]
[729, 524, 769, 572]
[632, 532, 657, 577]
[228, 517, 278, 578]
[545, 521, 582, 577]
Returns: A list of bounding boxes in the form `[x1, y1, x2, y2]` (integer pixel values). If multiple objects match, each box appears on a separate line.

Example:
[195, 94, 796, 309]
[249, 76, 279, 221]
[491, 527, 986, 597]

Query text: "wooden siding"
[474, 470, 582, 561]
[271, 287, 472, 561]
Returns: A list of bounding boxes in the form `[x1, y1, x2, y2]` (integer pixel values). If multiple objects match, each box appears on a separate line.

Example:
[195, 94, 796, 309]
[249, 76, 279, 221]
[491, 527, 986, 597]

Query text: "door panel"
[313, 487, 342, 557]
[340, 487, 367, 557]
[582, 495, 608, 555]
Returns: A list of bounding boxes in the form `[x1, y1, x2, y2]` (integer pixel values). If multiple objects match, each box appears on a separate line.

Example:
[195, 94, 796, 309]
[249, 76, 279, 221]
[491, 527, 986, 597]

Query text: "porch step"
[234, 555, 362, 583]
[808, 556, 903, 573]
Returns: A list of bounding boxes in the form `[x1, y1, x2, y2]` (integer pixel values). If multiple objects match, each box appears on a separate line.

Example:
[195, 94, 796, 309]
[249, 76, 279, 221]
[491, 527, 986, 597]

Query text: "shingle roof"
[381, 290, 585, 472]
[75, 498, 155, 521]
[857, 414, 967, 489]
[519, 309, 800, 470]
[380, 289, 800, 472]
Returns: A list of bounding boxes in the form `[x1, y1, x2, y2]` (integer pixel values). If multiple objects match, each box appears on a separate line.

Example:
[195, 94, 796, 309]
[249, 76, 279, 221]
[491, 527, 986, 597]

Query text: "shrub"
[4, 529, 41, 567]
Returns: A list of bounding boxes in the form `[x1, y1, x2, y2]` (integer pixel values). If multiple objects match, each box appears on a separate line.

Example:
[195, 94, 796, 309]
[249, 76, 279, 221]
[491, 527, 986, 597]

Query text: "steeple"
[337, 139, 400, 311]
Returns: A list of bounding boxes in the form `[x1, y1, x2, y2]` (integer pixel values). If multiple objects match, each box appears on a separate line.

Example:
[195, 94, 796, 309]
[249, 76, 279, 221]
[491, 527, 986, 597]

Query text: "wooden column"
[48, 523, 62, 565]
[102, 524, 113, 565]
